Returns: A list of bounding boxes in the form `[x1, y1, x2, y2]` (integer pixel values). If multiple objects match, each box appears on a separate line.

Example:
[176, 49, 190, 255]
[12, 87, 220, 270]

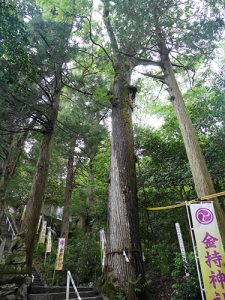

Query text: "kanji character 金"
[205, 250, 222, 268]
[202, 232, 218, 249]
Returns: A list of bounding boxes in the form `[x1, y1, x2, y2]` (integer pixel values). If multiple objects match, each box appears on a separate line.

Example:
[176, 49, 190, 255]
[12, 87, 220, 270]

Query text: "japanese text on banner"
[36, 215, 42, 234]
[55, 238, 65, 271]
[190, 203, 225, 300]
[39, 220, 47, 244]
[46, 229, 52, 253]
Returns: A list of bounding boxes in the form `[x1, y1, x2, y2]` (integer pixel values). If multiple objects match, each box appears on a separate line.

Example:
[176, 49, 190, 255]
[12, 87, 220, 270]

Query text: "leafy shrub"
[171, 252, 201, 300]
[63, 230, 101, 284]
[145, 243, 178, 276]
[34, 229, 101, 286]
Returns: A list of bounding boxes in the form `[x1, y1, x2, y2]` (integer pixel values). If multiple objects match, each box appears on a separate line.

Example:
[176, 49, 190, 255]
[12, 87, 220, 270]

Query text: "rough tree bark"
[60, 151, 75, 245]
[102, 1, 146, 298]
[105, 62, 145, 299]
[20, 69, 62, 271]
[158, 37, 225, 241]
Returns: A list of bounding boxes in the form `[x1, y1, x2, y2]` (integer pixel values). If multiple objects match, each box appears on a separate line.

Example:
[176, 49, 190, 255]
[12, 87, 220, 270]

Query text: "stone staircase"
[28, 286, 103, 300]
[0, 212, 104, 300]
[0, 214, 14, 262]
[31, 266, 43, 286]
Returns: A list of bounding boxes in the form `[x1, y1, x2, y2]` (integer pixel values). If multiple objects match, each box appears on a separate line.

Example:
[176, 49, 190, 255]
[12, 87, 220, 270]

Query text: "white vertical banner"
[55, 238, 65, 271]
[36, 215, 43, 234]
[190, 202, 225, 300]
[100, 229, 107, 269]
[175, 223, 189, 276]
[46, 228, 52, 253]
[39, 220, 47, 244]
[44, 227, 52, 265]
[21, 205, 27, 221]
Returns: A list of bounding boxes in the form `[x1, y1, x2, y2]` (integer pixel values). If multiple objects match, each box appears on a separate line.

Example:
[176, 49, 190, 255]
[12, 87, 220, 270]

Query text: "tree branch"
[119, 51, 162, 67]
[140, 72, 165, 82]
[63, 82, 93, 96]
[102, 0, 119, 57]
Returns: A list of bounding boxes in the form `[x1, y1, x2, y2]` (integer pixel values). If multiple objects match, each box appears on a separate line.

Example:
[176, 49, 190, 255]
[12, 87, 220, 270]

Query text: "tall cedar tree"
[20, 13, 73, 269]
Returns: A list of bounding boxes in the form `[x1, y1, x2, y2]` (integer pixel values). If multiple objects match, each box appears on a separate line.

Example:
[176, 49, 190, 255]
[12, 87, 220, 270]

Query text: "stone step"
[32, 280, 43, 285]
[1, 231, 13, 238]
[62, 298, 103, 300]
[1, 227, 12, 232]
[3, 237, 13, 243]
[28, 290, 99, 300]
[35, 297, 103, 300]
[30, 286, 93, 294]
[31, 266, 44, 286]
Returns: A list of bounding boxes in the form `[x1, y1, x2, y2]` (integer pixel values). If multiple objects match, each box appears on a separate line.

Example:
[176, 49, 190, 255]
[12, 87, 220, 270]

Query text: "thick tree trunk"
[20, 81, 61, 270]
[105, 64, 145, 299]
[60, 152, 75, 245]
[161, 53, 225, 240]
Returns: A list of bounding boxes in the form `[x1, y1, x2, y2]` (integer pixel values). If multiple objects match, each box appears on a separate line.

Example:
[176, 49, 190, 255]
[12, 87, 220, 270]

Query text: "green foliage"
[171, 252, 201, 300]
[0, 1, 29, 65]
[34, 229, 101, 285]
[34, 238, 58, 284]
[145, 244, 179, 276]
[130, 274, 152, 294]
[2, 0, 225, 297]
[61, 229, 101, 285]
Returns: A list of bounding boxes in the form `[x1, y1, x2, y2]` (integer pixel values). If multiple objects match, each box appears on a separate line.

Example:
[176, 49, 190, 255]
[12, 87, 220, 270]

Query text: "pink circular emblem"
[195, 208, 213, 225]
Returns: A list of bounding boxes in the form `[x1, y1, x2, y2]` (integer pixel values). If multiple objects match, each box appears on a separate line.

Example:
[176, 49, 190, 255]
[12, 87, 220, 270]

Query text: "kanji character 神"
[210, 270, 225, 289]
[205, 250, 222, 268]
[202, 232, 218, 249]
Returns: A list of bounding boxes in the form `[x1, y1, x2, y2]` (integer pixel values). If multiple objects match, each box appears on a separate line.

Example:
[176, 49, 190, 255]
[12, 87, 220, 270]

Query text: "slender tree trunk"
[77, 159, 95, 232]
[0, 121, 35, 221]
[160, 51, 225, 240]
[0, 121, 35, 192]
[60, 151, 75, 245]
[85, 158, 94, 231]
[20, 74, 62, 271]
[105, 64, 145, 299]
[20, 128, 57, 270]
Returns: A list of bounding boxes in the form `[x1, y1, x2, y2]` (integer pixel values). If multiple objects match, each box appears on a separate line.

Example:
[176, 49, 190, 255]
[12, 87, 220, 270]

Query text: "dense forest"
[1, 0, 225, 299]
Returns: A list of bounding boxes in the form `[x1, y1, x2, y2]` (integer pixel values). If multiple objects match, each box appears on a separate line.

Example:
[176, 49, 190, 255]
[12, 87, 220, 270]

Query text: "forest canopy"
[1, 0, 225, 299]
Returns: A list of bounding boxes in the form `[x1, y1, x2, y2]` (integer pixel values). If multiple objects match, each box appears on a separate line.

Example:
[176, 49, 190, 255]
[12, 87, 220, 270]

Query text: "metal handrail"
[66, 270, 81, 300]
[0, 238, 6, 262]
[5, 216, 16, 239]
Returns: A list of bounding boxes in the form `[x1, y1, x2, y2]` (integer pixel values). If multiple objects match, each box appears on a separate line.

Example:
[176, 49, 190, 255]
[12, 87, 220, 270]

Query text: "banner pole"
[52, 266, 56, 285]
[49, 250, 52, 265]
[44, 252, 47, 265]
[185, 201, 205, 300]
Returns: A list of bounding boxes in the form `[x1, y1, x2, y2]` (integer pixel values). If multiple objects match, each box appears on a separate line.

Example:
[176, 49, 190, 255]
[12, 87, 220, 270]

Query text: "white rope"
[123, 250, 129, 263]
[100, 229, 107, 268]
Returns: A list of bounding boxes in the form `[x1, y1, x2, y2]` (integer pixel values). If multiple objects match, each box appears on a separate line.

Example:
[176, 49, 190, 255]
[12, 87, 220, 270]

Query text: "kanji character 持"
[205, 250, 222, 268]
